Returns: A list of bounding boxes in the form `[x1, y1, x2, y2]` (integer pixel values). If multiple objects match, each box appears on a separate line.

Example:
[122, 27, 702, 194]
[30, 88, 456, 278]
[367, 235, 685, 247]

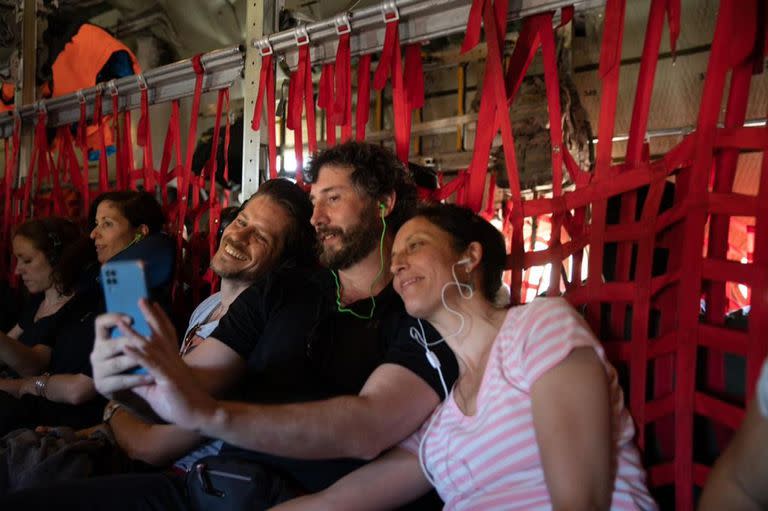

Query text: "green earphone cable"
[331, 204, 388, 320]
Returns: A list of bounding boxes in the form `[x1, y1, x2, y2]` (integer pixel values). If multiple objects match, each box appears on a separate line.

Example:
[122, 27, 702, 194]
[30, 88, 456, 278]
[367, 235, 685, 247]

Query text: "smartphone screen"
[100, 260, 151, 374]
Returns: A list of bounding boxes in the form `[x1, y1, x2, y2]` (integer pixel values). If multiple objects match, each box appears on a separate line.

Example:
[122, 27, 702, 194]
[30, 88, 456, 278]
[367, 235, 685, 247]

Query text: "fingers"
[138, 300, 178, 352]
[95, 370, 153, 397]
[95, 313, 131, 341]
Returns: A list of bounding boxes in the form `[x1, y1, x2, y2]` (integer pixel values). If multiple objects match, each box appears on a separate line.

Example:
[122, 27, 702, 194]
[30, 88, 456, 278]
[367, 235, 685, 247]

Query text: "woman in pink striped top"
[274, 204, 656, 511]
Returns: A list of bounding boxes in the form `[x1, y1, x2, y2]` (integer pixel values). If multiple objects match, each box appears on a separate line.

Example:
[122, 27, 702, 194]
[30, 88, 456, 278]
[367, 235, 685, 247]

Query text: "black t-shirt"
[212, 268, 458, 491]
[17, 282, 103, 376]
[212, 266, 322, 404]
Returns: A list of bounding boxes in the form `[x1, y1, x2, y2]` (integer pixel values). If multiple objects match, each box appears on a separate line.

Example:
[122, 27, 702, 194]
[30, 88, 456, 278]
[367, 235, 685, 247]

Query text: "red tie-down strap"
[372, 10, 409, 162]
[137, 78, 157, 192]
[93, 88, 110, 193]
[172, 54, 206, 302]
[185, 88, 231, 303]
[671, 1, 760, 508]
[318, 63, 337, 146]
[464, 0, 528, 214]
[334, 30, 352, 142]
[74, 92, 91, 214]
[251, 46, 277, 179]
[356, 54, 372, 141]
[54, 126, 87, 212]
[30, 110, 67, 218]
[110, 91, 125, 190]
[0, 119, 20, 280]
[159, 100, 183, 212]
[286, 29, 317, 186]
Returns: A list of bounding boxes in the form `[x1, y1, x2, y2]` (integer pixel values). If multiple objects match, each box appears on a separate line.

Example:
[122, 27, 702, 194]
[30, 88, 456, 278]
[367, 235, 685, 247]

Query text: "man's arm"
[108, 405, 203, 466]
[699, 401, 768, 511]
[199, 363, 440, 460]
[126, 330, 442, 461]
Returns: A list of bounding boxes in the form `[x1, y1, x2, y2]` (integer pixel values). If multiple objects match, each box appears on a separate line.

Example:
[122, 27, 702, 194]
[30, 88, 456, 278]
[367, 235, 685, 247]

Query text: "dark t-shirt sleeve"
[212, 267, 321, 364]
[384, 314, 458, 400]
[211, 284, 266, 360]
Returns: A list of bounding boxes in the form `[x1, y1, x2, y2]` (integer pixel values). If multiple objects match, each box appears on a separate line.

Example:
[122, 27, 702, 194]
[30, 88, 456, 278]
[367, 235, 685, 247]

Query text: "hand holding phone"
[100, 260, 151, 374]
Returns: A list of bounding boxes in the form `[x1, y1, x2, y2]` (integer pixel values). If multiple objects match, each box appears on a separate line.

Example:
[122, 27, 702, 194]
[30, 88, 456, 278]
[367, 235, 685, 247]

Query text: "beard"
[316, 202, 382, 270]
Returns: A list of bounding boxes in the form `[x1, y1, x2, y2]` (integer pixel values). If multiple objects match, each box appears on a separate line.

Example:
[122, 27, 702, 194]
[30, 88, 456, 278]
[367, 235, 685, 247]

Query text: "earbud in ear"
[456, 257, 471, 266]
[379, 202, 386, 211]
[133, 233, 144, 243]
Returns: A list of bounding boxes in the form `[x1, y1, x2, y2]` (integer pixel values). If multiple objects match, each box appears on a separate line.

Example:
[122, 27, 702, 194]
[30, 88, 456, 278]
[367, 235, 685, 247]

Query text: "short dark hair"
[89, 191, 165, 233]
[244, 179, 317, 267]
[305, 141, 417, 231]
[14, 217, 97, 295]
[413, 204, 507, 302]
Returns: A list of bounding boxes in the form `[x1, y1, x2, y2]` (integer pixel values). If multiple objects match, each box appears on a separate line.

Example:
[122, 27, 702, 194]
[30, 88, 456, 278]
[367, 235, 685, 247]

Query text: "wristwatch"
[103, 401, 123, 423]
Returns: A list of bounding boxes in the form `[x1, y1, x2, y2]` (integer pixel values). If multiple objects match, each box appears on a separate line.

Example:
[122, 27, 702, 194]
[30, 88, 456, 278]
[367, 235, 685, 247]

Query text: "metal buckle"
[294, 25, 309, 46]
[36, 100, 47, 114]
[137, 74, 148, 91]
[107, 79, 119, 97]
[335, 14, 351, 35]
[76, 89, 86, 104]
[381, 1, 399, 23]
[256, 38, 274, 56]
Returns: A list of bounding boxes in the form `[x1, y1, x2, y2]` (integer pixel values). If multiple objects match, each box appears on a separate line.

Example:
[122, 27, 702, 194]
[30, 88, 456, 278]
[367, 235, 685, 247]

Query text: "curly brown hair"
[14, 217, 97, 295]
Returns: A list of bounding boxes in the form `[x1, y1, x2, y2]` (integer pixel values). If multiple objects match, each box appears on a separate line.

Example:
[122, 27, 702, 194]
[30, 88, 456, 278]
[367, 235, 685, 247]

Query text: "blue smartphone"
[100, 260, 151, 375]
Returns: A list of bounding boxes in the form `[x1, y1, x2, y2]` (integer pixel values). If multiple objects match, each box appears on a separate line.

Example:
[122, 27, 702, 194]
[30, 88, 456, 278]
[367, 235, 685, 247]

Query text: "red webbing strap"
[173, 54, 206, 300]
[749, 103, 768, 398]
[210, 88, 230, 259]
[222, 88, 231, 205]
[611, 0, 667, 345]
[251, 51, 277, 179]
[373, 15, 409, 161]
[481, 175, 496, 221]
[465, 0, 533, 213]
[76, 97, 91, 213]
[93, 90, 109, 193]
[123, 109, 136, 190]
[675, 2, 744, 508]
[318, 63, 337, 146]
[56, 127, 86, 206]
[355, 54, 372, 141]
[286, 69, 303, 180]
[287, 40, 316, 185]
[111, 93, 125, 190]
[334, 33, 352, 142]
[461, 0, 485, 54]
[538, 14, 565, 297]
[666, 0, 681, 56]
[704, 61, 752, 415]
[137, 85, 156, 192]
[159, 100, 182, 211]
[585, 0, 626, 331]
[404, 43, 425, 157]
[1, 119, 20, 278]
[480, 0, 527, 304]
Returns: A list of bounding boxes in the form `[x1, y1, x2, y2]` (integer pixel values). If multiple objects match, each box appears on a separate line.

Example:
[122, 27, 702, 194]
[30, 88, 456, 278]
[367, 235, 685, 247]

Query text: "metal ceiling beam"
[257, 0, 605, 70]
[0, 46, 243, 138]
[0, 0, 603, 140]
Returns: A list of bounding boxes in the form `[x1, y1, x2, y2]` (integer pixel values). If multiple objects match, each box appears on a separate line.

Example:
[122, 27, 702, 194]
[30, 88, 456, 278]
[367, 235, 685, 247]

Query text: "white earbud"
[456, 257, 471, 266]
